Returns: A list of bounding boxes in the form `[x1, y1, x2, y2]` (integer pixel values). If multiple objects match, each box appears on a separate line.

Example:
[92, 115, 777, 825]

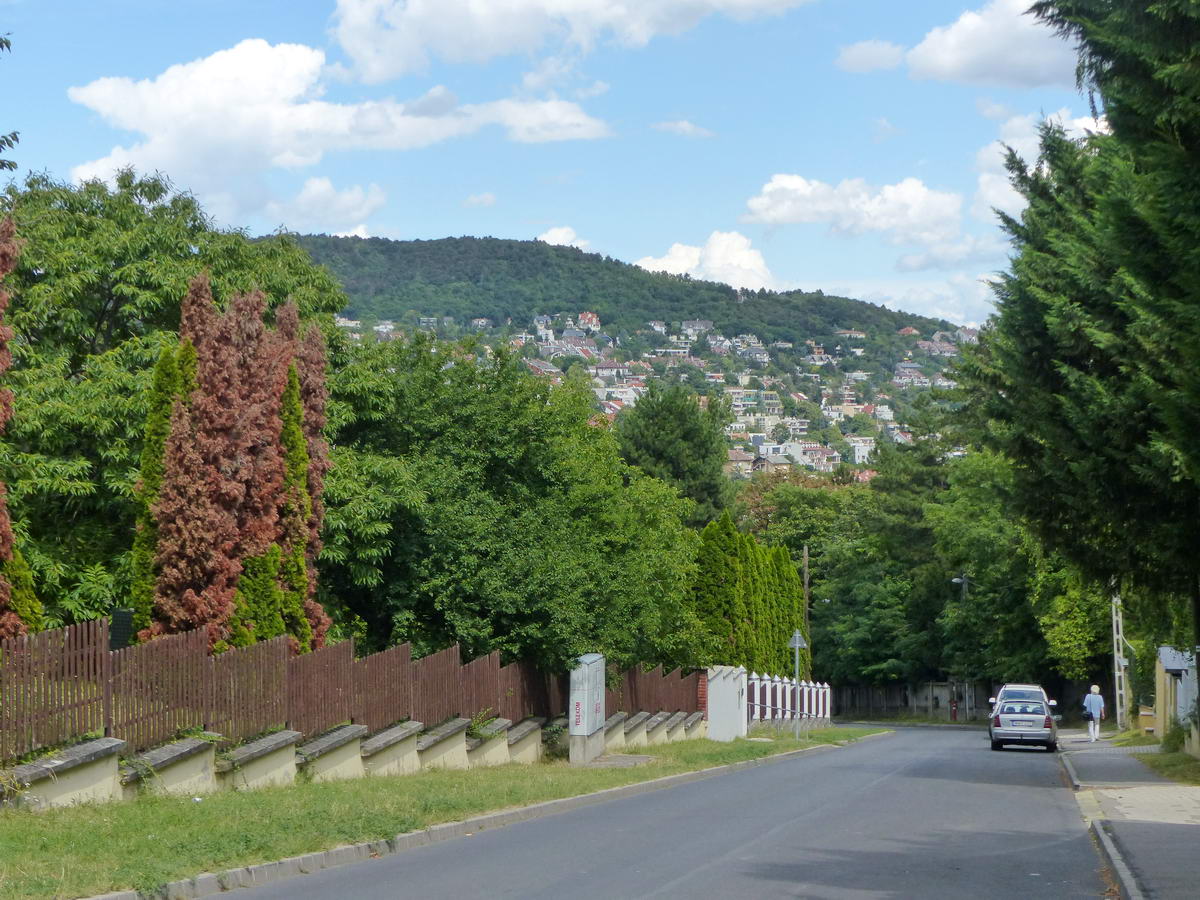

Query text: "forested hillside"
[295, 235, 953, 341]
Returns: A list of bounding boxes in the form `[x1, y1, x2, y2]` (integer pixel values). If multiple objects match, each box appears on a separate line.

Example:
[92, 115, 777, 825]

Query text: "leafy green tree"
[0, 35, 16, 172]
[615, 382, 732, 528]
[320, 334, 704, 672]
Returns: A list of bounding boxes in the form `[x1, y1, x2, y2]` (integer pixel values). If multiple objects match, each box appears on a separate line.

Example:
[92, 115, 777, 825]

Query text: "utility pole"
[802, 544, 810, 679]
[1111, 588, 1130, 732]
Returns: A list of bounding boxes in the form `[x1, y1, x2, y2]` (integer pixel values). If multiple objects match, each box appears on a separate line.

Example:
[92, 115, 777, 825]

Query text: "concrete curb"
[1060, 752, 1082, 791]
[1090, 819, 1145, 900]
[1058, 752, 1145, 900]
[84, 736, 886, 899]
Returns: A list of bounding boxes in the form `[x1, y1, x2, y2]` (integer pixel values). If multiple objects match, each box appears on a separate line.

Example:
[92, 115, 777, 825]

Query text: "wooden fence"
[2, 618, 703, 765]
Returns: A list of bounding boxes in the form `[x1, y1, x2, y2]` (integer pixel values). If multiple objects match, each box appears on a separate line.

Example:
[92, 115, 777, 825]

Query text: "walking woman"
[1083, 684, 1105, 742]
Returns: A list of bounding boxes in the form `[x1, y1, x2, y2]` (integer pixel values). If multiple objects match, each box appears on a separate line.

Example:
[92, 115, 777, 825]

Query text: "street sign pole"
[789, 629, 807, 740]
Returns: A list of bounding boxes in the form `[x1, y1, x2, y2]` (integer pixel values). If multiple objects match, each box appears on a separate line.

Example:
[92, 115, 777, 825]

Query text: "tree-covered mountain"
[295, 235, 955, 342]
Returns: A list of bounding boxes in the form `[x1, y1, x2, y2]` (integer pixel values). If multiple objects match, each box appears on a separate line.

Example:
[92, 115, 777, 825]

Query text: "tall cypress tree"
[693, 511, 741, 657]
[149, 278, 331, 650]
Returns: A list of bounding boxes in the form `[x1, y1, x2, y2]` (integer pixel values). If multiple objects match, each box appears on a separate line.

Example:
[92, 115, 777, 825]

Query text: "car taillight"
[1044, 715, 1053, 728]
[993, 714, 1001, 727]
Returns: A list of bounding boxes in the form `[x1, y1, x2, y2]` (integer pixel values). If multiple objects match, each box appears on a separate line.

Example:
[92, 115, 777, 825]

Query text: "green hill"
[295, 235, 954, 343]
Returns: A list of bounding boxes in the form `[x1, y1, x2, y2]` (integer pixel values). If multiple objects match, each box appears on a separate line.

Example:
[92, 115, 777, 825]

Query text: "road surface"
[238, 727, 1107, 899]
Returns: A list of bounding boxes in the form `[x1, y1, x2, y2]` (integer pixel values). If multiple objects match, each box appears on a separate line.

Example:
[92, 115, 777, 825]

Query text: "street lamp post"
[789, 628, 807, 739]
[950, 574, 970, 719]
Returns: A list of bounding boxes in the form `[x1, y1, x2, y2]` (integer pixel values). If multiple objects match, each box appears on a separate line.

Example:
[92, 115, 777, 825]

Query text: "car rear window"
[1001, 690, 1041, 701]
[1000, 702, 1046, 715]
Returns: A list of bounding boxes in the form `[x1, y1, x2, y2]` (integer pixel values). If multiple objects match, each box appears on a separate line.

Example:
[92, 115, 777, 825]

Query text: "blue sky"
[4, 1, 1100, 324]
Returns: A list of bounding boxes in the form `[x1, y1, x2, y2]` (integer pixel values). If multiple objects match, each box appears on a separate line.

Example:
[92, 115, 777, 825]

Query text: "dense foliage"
[739, 438, 1112, 688]
[319, 333, 706, 671]
[0, 172, 345, 626]
[296, 235, 951, 344]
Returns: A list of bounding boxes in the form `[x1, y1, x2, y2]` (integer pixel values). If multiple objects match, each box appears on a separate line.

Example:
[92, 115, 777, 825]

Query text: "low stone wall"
[1, 705, 710, 811]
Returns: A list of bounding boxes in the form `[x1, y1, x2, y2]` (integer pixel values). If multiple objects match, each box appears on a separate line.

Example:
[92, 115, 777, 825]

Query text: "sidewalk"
[1061, 730, 1200, 899]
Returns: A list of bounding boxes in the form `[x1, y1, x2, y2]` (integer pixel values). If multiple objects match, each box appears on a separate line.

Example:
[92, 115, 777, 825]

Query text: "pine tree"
[0, 218, 20, 639]
[614, 382, 732, 527]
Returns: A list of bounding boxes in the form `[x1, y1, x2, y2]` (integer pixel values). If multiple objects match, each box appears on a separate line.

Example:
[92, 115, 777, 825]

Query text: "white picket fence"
[746, 673, 831, 727]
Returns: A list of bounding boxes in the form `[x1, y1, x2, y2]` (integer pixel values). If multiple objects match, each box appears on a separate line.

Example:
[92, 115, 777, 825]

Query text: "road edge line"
[85, 734, 891, 899]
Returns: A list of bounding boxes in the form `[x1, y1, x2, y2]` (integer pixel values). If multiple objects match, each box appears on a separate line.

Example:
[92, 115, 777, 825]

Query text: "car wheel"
[1047, 741, 1058, 752]
[990, 740, 1002, 751]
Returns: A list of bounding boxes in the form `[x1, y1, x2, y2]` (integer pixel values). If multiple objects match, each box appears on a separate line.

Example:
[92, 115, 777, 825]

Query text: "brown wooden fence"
[2, 618, 703, 766]
[605, 666, 704, 717]
[0, 620, 108, 764]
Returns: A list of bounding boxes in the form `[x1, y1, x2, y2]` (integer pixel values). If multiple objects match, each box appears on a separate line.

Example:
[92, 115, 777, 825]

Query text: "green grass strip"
[0, 727, 883, 898]
[1137, 751, 1200, 786]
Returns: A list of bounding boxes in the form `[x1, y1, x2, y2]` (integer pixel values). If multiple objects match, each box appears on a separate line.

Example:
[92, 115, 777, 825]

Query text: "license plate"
[1013, 720, 1033, 727]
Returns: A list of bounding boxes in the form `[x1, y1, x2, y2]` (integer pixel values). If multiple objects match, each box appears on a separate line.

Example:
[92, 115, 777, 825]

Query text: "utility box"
[707, 666, 748, 742]
[568, 653, 606, 764]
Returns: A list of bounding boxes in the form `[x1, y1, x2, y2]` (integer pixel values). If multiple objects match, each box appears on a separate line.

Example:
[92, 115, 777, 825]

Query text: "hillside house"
[725, 448, 755, 477]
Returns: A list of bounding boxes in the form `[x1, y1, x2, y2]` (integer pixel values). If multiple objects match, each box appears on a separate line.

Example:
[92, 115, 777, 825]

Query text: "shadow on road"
[736, 830, 1103, 899]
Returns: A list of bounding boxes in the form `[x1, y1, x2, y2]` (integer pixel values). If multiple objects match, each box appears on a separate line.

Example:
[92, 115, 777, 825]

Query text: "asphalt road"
[237, 728, 1107, 899]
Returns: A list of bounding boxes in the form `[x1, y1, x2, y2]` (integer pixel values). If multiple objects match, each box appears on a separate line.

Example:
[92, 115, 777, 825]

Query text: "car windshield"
[1000, 702, 1046, 715]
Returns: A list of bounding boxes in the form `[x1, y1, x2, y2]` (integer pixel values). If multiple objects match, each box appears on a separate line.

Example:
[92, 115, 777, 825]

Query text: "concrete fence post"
[749, 673, 760, 721]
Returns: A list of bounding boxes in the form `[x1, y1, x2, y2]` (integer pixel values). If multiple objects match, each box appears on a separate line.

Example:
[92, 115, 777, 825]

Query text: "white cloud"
[826, 273, 997, 327]
[976, 98, 1011, 120]
[335, 224, 371, 238]
[906, 0, 1076, 88]
[538, 225, 590, 249]
[265, 177, 386, 231]
[636, 231, 775, 290]
[67, 39, 608, 221]
[576, 80, 609, 99]
[872, 117, 898, 142]
[652, 119, 714, 138]
[896, 235, 1007, 272]
[743, 174, 962, 245]
[333, 0, 815, 82]
[835, 40, 904, 73]
[464, 192, 496, 207]
[970, 107, 1107, 221]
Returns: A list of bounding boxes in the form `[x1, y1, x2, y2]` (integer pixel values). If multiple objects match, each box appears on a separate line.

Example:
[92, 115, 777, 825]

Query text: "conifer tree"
[130, 345, 181, 630]
[148, 278, 331, 649]
[693, 511, 741, 656]
[614, 382, 732, 528]
[2, 546, 43, 634]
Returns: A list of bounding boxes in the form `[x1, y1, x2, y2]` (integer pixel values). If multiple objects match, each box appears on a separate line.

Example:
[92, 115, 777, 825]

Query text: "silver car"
[990, 699, 1058, 751]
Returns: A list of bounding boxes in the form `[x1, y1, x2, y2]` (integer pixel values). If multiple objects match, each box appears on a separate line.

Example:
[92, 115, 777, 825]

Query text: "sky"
[3, 0, 1104, 325]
